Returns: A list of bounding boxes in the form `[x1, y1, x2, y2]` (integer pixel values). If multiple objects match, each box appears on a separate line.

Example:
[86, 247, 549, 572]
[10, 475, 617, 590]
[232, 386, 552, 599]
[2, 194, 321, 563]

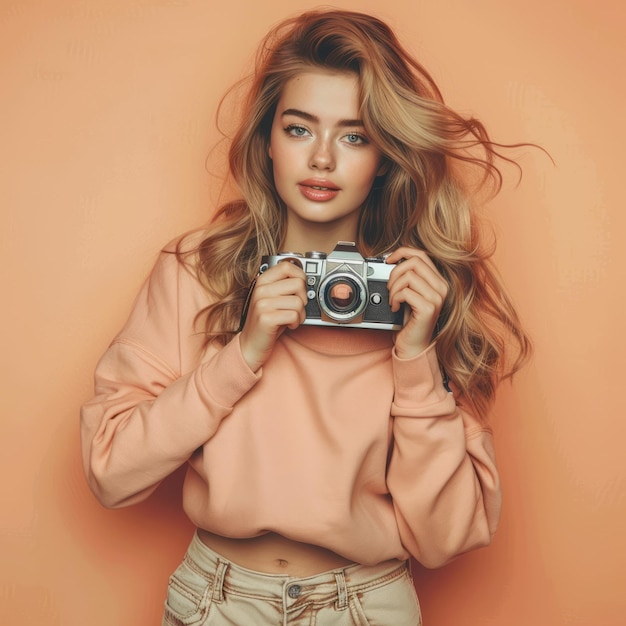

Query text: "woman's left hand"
[385, 247, 449, 359]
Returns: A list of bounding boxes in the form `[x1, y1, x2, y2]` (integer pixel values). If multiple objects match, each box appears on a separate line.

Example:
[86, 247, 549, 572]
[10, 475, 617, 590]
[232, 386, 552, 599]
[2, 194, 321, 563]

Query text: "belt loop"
[212, 558, 228, 603]
[334, 570, 348, 610]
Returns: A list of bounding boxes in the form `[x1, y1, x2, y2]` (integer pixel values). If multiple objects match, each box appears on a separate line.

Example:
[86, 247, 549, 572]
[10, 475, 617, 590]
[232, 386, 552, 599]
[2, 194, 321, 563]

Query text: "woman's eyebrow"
[280, 108, 364, 127]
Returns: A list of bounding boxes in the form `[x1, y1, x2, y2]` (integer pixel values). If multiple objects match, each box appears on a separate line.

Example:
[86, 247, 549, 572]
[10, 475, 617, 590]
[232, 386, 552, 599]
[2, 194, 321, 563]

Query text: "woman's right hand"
[239, 262, 308, 372]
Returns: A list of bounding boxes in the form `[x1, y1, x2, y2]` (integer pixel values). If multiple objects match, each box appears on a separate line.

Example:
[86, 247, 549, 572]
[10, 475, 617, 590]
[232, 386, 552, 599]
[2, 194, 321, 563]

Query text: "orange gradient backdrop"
[1, 1, 624, 624]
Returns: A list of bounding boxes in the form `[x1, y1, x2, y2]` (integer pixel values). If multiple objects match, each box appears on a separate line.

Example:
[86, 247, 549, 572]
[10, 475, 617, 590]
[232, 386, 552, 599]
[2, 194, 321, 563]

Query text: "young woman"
[81, 9, 530, 625]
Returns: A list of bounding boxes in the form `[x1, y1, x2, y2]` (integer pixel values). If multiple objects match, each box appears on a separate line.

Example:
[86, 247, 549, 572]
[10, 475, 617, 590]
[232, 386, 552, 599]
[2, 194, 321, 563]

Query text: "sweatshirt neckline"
[284, 326, 394, 356]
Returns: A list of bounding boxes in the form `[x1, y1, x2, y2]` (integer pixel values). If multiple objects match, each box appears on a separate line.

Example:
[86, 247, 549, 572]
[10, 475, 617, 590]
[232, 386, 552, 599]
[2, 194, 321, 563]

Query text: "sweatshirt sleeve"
[387, 344, 501, 568]
[80, 248, 261, 508]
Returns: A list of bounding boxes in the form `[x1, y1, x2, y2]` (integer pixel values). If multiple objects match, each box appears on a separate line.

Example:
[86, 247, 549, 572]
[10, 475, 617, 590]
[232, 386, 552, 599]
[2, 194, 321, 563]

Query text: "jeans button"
[287, 584, 302, 598]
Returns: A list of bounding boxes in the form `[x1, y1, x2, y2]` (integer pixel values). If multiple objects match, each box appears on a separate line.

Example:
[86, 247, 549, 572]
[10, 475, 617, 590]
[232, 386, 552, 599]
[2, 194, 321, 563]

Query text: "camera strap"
[237, 275, 259, 333]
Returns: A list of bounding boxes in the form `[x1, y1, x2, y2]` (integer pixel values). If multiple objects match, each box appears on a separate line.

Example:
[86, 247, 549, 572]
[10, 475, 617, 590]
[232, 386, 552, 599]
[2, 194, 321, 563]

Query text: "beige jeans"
[162, 531, 422, 626]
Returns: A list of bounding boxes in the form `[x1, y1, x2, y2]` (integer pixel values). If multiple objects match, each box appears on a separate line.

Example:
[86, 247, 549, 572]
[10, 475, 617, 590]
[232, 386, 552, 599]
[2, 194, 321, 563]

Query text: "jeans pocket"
[350, 570, 422, 626]
[162, 556, 213, 626]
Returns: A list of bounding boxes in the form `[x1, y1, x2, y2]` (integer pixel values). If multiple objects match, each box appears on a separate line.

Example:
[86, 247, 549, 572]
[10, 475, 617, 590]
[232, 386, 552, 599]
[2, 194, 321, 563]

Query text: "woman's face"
[269, 69, 384, 252]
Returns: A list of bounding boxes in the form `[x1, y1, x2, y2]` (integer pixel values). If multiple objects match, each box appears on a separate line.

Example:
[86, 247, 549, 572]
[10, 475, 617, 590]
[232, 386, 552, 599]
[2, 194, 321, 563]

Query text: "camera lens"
[327, 279, 358, 311]
[319, 274, 367, 321]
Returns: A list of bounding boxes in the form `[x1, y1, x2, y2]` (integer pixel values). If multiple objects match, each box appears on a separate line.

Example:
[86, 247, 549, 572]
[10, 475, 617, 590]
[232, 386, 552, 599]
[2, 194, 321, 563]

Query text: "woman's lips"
[298, 179, 340, 202]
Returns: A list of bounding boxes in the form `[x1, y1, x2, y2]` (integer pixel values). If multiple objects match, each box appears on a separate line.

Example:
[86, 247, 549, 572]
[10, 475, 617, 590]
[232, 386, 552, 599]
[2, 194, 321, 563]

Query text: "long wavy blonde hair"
[180, 8, 532, 419]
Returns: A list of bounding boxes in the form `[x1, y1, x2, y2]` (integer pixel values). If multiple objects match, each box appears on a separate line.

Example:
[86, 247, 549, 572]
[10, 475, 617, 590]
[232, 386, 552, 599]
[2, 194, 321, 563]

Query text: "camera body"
[260, 241, 403, 330]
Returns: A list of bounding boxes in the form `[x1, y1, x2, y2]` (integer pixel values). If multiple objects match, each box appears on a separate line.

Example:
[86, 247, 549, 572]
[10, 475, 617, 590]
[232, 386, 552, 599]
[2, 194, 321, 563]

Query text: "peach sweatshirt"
[81, 242, 501, 568]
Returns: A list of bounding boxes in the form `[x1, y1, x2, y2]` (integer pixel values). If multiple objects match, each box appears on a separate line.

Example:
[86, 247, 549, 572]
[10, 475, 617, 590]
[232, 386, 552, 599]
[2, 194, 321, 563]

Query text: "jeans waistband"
[186, 530, 408, 610]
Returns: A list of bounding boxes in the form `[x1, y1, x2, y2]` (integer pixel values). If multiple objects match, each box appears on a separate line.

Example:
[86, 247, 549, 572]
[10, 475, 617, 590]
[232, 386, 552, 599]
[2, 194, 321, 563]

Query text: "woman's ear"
[268, 145, 273, 160]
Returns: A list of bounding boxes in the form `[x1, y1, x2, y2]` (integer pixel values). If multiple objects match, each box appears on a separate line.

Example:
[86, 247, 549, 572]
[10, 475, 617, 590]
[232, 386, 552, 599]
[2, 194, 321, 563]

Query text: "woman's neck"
[281, 222, 359, 255]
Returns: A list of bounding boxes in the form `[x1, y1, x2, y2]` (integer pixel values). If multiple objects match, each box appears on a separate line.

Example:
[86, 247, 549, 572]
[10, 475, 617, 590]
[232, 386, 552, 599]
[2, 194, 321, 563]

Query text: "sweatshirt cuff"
[198, 334, 261, 408]
[391, 343, 455, 417]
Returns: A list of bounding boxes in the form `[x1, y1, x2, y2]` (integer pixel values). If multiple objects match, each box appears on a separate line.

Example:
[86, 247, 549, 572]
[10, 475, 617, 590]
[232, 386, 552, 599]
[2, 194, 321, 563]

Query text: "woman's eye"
[344, 132, 367, 145]
[285, 125, 310, 137]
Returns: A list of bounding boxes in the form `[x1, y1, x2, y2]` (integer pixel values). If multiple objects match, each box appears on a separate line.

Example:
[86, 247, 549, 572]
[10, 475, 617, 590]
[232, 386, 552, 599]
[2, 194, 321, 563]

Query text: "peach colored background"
[1, 0, 624, 624]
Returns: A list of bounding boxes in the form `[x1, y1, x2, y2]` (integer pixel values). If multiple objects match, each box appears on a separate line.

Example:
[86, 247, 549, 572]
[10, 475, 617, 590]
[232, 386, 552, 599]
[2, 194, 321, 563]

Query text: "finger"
[387, 248, 444, 283]
[389, 268, 445, 303]
[388, 254, 449, 311]
[257, 261, 306, 285]
[253, 277, 308, 306]
[389, 285, 439, 320]
[388, 259, 448, 301]
[389, 277, 444, 314]
[385, 246, 438, 269]
[254, 278, 307, 299]
[253, 308, 304, 332]
[252, 292, 306, 312]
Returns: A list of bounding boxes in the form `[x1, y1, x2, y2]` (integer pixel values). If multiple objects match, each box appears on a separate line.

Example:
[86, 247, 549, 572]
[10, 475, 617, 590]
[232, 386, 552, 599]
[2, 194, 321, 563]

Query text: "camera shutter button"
[370, 293, 383, 305]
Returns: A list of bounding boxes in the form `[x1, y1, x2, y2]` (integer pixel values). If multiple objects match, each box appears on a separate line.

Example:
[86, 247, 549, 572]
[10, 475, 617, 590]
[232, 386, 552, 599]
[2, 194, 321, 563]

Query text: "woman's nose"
[309, 139, 335, 171]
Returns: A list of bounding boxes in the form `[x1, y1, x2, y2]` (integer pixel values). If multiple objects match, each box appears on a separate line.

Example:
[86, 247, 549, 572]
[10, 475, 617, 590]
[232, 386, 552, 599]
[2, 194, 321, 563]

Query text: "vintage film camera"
[260, 241, 404, 330]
